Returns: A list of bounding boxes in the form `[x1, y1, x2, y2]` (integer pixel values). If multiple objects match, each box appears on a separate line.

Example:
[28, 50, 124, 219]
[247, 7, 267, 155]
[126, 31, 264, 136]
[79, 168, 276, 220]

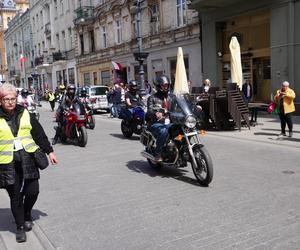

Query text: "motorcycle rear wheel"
[78, 126, 88, 147]
[87, 115, 95, 129]
[121, 120, 133, 138]
[191, 145, 213, 186]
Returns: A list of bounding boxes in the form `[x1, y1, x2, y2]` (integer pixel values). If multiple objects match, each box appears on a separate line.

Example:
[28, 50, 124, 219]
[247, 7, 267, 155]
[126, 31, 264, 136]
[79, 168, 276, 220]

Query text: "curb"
[32, 222, 56, 250]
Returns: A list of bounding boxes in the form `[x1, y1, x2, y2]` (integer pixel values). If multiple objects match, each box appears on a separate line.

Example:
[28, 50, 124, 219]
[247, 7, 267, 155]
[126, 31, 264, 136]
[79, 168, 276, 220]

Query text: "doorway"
[252, 57, 271, 102]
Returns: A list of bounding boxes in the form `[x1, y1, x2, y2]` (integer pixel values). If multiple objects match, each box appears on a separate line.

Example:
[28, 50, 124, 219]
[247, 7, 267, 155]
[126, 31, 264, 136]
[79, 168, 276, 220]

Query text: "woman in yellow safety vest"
[0, 83, 58, 243]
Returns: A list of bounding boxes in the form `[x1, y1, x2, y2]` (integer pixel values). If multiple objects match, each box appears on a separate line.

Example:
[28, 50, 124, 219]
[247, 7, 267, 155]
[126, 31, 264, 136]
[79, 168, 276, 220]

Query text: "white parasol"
[229, 36, 243, 90]
[173, 47, 189, 94]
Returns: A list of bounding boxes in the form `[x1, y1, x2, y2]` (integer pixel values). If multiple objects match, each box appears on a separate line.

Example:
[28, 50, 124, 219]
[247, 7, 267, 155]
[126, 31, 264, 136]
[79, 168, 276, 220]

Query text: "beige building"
[74, 0, 202, 88]
[0, 0, 29, 83]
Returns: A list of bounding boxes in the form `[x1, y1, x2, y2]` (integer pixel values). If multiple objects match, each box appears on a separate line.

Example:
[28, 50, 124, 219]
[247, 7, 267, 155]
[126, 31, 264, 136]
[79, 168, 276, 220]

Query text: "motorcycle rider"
[146, 75, 173, 162]
[124, 80, 140, 122]
[52, 84, 77, 145]
[17, 89, 38, 108]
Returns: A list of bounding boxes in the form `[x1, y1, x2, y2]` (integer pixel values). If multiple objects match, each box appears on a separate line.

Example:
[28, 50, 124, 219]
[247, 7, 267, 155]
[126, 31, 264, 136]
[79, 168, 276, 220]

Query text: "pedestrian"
[242, 79, 253, 104]
[47, 90, 56, 111]
[274, 81, 296, 138]
[145, 80, 152, 95]
[0, 83, 58, 243]
[111, 83, 122, 118]
[203, 79, 211, 93]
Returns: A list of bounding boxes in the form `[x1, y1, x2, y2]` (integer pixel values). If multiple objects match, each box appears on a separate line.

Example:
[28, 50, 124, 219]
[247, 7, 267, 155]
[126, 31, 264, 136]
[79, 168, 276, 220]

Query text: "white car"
[78, 86, 110, 113]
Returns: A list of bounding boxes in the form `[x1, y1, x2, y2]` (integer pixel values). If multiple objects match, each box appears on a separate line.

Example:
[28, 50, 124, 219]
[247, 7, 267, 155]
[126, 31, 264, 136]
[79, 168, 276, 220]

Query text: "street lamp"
[133, 0, 149, 95]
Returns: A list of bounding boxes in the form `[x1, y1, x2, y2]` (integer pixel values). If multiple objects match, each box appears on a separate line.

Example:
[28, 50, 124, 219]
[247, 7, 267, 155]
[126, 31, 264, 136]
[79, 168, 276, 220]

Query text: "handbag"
[33, 149, 49, 170]
[267, 102, 276, 113]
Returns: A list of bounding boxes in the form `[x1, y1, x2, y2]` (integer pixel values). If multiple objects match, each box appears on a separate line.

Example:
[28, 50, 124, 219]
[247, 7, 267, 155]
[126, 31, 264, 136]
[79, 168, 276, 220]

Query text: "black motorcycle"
[140, 93, 213, 186]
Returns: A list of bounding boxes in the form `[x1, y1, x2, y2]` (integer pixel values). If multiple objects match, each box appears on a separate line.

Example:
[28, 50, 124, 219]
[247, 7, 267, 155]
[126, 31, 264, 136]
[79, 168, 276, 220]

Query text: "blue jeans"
[111, 104, 121, 117]
[150, 123, 172, 155]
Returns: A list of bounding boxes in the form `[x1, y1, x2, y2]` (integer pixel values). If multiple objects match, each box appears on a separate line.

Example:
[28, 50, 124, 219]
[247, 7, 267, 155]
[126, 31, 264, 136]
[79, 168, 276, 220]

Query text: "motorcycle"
[79, 97, 95, 130]
[119, 101, 146, 138]
[61, 101, 88, 147]
[27, 105, 40, 121]
[140, 93, 213, 186]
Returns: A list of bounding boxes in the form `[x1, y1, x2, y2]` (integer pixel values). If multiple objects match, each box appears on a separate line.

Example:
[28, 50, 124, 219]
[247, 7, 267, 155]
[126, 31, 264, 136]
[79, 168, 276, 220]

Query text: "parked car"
[77, 86, 110, 113]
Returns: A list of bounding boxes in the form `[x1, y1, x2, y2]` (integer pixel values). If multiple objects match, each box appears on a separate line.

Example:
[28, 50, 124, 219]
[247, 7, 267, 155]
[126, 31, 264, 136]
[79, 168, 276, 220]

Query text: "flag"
[19, 54, 27, 71]
[112, 61, 122, 71]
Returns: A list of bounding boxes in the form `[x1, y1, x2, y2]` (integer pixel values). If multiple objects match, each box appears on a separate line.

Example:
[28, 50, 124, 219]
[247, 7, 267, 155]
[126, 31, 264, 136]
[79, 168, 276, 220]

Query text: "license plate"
[78, 115, 85, 120]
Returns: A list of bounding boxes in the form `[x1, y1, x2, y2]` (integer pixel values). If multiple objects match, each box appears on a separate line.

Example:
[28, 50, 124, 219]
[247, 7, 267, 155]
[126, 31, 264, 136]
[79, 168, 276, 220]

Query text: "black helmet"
[128, 80, 138, 92]
[21, 88, 29, 97]
[155, 75, 170, 94]
[67, 84, 76, 96]
[80, 87, 87, 97]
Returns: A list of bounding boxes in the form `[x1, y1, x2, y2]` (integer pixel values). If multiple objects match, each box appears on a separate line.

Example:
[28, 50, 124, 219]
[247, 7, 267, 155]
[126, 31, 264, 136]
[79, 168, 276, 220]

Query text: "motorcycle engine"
[162, 140, 178, 163]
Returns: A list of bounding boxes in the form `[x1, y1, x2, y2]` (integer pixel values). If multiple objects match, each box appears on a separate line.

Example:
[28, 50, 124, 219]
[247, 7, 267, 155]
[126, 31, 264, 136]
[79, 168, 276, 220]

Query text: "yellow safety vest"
[0, 110, 39, 164]
[48, 93, 55, 102]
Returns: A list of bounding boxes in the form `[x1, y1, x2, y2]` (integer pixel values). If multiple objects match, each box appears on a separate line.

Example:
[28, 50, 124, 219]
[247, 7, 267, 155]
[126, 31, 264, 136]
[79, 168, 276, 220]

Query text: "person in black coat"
[0, 83, 58, 243]
[242, 79, 253, 104]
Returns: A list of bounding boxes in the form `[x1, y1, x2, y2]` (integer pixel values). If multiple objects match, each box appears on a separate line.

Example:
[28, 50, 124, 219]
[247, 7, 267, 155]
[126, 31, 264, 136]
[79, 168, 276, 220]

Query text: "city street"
[0, 103, 300, 250]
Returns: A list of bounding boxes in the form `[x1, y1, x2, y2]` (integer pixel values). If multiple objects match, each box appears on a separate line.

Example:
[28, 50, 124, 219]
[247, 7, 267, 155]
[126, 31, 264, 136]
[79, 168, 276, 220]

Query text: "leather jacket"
[146, 91, 173, 125]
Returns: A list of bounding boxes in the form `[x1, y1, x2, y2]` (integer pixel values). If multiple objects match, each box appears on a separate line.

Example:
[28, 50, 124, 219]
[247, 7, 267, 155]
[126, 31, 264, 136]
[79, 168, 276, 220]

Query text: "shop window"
[93, 72, 98, 85]
[56, 70, 61, 84]
[101, 70, 110, 85]
[263, 59, 270, 80]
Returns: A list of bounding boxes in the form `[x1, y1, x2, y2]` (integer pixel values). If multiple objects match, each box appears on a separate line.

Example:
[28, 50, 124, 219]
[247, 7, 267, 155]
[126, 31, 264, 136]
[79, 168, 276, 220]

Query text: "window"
[68, 68, 75, 84]
[115, 20, 122, 44]
[102, 26, 107, 48]
[62, 31, 66, 51]
[56, 71, 61, 84]
[60, 0, 64, 14]
[56, 33, 60, 51]
[176, 0, 187, 27]
[80, 34, 84, 54]
[84, 73, 91, 85]
[63, 69, 67, 84]
[93, 72, 98, 85]
[68, 28, 73, 50]
[54, 0, 58, 18]
[101, 70, 110, 85]
[90, 30, 95, 52]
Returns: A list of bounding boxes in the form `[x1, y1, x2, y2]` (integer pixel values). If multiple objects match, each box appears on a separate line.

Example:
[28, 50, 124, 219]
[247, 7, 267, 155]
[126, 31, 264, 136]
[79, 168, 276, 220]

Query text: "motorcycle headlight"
[185, 115, 197, 128]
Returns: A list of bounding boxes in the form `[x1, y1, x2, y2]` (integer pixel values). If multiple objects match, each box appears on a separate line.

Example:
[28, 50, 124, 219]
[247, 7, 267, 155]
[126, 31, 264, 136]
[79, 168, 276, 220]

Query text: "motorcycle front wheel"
[87, 115, 95, 129]
[121, 120, 133, 138]
[77, 126, 88, 147]
[191, 145, 213, 186]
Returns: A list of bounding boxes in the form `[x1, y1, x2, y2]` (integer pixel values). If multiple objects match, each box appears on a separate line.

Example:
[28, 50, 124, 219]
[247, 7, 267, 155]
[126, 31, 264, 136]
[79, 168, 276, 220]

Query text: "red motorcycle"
[79, 96, 95, 130]
[61, 101, 88, 147]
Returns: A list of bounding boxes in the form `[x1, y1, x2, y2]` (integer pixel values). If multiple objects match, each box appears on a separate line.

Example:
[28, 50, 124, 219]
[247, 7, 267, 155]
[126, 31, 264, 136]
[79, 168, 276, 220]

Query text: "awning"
[112, 61, 123, 71]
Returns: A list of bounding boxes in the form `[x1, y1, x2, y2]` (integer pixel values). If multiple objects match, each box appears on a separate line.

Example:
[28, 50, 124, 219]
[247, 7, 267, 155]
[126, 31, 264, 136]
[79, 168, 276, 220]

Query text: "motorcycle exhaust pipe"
[140, 151, 157, 161]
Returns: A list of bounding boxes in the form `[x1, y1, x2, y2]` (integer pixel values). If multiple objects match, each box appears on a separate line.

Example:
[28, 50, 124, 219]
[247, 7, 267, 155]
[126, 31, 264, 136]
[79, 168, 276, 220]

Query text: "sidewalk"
[206, 114, 300, 149]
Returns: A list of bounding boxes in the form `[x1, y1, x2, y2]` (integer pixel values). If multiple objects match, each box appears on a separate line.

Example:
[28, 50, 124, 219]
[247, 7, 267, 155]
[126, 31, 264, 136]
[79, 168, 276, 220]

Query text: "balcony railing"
[74, 6, 94, 26]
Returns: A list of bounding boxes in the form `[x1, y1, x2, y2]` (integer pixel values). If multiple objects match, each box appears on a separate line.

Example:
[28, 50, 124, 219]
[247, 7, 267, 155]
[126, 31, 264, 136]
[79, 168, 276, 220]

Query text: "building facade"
[74, 0, 202, 88]
[5, 8, 33, 88]
[1, 0, 29, 83]
[192, 0, 300, 108]
[29, 0, 77, 91]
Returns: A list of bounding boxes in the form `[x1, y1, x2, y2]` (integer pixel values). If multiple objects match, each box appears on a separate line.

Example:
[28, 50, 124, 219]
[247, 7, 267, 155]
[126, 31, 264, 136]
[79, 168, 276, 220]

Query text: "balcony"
[53, 51, 66, 62]
[74, 6, 94, 26]
[34, 56, 44, 66]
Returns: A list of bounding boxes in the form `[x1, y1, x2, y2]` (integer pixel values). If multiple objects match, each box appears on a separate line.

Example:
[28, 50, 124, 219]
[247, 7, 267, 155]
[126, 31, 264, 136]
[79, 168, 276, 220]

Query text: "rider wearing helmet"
[52, 84, 77, 145]
[146, 75, 172, 161]
[125, 80, 139, 108]
[17, 89, 36, 107]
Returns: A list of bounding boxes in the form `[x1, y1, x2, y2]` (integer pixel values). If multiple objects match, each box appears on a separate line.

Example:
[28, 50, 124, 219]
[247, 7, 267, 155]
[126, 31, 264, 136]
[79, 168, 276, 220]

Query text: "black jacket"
[146, 92, 173, 125]
[0, 105, 53, 187]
